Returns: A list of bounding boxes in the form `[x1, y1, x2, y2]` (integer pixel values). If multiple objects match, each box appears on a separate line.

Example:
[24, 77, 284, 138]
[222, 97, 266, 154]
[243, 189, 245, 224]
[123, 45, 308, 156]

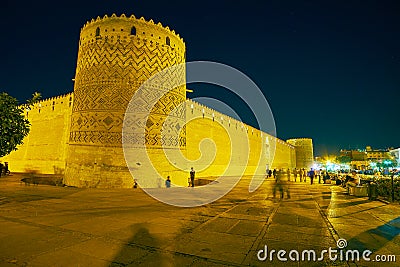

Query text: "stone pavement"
[0, 174, 399, 267]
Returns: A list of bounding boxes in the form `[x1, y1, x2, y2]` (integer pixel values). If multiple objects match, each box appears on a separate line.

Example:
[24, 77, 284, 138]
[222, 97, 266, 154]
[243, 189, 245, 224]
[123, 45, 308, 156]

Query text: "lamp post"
[391, 171, 395, 202]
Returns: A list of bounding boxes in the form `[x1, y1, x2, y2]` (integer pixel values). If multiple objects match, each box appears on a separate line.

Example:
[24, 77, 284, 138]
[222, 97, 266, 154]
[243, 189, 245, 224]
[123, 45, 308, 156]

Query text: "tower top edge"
[81, 13, 184, 43]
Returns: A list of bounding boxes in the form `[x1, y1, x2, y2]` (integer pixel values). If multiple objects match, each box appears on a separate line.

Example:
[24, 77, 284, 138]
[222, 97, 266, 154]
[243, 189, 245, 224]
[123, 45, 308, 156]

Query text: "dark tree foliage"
[0, 92, 41, 157]
[336, 155, 351, 164]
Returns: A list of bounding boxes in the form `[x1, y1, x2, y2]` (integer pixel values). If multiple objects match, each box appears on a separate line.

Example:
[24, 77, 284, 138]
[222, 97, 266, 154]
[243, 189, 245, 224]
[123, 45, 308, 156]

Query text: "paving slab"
[1, 174, 400, 266]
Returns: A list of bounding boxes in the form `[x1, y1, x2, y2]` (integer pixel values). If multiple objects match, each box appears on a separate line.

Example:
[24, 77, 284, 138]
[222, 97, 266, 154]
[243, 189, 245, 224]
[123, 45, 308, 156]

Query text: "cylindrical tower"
[286, 138, 314, 169]
[64, 14, 186, 187]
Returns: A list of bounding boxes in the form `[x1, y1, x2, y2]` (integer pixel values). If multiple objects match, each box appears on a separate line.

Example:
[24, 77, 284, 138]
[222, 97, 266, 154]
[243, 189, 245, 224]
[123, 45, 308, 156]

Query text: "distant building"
[366, 146, 392, 161]
[340, 146, 396, 170]
[390, 148, 400, 167]
[340, 149, 367, 161]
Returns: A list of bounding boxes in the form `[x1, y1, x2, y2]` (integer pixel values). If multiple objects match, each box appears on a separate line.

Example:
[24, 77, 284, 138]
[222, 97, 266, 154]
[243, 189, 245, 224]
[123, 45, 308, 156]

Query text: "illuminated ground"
[0, 174, 399, 266]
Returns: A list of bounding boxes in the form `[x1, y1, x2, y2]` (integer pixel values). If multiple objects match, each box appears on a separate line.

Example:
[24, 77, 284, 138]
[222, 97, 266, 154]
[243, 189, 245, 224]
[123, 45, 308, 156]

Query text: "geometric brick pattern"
[69, 15, 186, 147]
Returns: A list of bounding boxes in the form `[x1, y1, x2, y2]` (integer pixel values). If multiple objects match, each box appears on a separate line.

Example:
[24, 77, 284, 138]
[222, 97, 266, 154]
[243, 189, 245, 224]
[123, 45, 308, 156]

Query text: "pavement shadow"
[111, 223, 163, 266]
[345, 216, 400, 252]
[111, 223, 189, 266]
[334, 199, 370, 208]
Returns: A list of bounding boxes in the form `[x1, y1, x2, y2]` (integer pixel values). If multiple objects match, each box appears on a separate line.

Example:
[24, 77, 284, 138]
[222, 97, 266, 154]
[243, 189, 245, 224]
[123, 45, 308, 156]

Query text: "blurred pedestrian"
[273, 169, 284, 199]
[292, 168, 297, 182]
[299, 168, 303, 182]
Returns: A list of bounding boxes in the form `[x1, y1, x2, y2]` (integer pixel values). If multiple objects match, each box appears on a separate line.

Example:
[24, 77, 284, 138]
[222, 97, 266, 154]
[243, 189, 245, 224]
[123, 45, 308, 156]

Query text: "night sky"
[2, 0, 399, 156]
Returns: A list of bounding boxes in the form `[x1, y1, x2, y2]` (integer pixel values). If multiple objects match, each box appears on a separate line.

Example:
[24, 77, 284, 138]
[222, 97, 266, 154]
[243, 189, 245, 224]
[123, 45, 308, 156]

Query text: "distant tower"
[287, 138, 314, 169]
[64, 14, 186, 187]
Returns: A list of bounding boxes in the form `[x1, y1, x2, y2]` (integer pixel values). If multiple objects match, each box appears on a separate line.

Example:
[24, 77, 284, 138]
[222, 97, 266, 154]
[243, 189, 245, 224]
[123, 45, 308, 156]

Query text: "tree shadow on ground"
[345, 216, 400, 252]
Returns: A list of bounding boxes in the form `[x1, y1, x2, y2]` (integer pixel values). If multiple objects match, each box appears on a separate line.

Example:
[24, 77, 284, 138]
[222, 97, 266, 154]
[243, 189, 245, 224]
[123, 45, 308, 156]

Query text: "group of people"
[267, 167, 330, 185]
[164, 167, 196, 188]
[0, 162, 10, 177]
[268, 167, 331, 199]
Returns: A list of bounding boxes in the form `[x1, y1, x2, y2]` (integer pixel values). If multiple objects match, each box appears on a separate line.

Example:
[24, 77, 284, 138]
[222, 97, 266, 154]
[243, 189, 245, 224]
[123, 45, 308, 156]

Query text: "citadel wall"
[1, 93, 73, 174]
[184, 100, 296, 181]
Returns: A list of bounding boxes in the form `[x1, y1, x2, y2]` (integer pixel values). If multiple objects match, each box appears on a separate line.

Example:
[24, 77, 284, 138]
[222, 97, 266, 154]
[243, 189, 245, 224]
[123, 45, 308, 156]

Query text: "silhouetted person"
[309, 168, 315, 185]
[4, 162, 9, 175]
[165, 176, 171, 188]
[272, 169, 277, 179]
[293, 168, 298, 182]
[268, 169, 272, 178]
[190, 167, 195, 187]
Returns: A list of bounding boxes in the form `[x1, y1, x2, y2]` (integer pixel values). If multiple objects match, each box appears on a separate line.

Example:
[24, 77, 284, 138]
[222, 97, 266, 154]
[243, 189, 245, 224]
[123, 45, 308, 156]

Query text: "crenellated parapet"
[186, 99, 294, 149]
[80, 13, 184, 48]
[27, 92, 74, 115]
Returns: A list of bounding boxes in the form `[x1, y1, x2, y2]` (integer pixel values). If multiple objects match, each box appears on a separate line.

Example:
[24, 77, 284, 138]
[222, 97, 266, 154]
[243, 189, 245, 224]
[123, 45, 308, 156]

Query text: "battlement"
[186, 99, 294, 149]
[79, 13, 185, 51]
[287, 138, 313, 141]
[28, 92, 74, 113]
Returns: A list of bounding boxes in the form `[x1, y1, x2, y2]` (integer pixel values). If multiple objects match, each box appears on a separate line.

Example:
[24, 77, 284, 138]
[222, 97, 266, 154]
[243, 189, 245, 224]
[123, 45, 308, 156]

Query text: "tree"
[336, 155, 351, 164]
[0, 92, 41, 158]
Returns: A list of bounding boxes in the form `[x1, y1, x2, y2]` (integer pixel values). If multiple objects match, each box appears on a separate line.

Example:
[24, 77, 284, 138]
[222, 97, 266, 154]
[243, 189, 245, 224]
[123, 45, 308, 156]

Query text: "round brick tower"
[64, 14, 186, 187]
[286, 138, 314, 169]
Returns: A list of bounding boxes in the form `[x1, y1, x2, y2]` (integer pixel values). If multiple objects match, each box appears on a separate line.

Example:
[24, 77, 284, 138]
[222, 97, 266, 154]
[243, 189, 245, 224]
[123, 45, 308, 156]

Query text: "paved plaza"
[0, 174, 399, 266]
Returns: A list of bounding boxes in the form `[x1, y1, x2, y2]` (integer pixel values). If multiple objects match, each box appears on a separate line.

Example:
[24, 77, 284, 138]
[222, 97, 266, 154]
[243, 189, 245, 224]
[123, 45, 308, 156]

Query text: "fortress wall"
[135, 99, 296, 187]
[184, 100, 296, 180]
[1, 93, 73, 174]
[1, 14, 303, 188]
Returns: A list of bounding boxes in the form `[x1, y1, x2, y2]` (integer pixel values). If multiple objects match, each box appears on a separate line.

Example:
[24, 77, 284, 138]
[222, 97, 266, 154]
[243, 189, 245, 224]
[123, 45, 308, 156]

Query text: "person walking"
[273, 169, 277, 180]
[268, 169, 272, 178]
[190, 167, 195, 187]
[273, 169, 284, 199]
[309, 168, 315, 185]
[4, 162, 9, 175]
[299, 168, 303, 182]
[293, 168, 298, 182]
[287, 168, 291, 182]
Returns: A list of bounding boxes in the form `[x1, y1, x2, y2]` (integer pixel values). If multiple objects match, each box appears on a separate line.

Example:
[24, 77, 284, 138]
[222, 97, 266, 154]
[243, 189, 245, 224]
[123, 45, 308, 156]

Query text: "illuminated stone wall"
[64, 14, 186, 187]
[0, 94, 73, 174]
[287, 138, 314, 169]
[183, 100, 296, 183]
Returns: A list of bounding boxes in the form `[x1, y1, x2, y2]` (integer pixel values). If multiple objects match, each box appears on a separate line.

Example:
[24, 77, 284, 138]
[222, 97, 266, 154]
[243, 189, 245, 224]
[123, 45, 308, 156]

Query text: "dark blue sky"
[2, 0, 399, 156]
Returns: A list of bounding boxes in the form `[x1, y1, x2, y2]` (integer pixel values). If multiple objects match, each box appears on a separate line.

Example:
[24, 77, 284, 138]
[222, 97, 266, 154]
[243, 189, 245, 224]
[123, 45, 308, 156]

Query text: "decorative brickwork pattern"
[70, 15, 186, 147]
